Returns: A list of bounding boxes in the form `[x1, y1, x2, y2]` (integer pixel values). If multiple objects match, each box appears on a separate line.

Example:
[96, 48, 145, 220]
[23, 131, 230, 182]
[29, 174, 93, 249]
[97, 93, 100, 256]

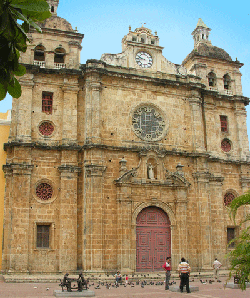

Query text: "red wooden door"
[136, 207, 171, 271]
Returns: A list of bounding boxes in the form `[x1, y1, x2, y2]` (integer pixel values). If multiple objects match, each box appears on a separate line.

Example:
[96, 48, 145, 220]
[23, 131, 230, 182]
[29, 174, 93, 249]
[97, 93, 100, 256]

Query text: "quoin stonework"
[2, 1, 250, 274]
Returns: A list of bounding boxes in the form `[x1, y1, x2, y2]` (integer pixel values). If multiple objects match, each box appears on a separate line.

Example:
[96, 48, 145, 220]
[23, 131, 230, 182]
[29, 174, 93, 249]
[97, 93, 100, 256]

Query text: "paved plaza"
[0, 276, 250, 298]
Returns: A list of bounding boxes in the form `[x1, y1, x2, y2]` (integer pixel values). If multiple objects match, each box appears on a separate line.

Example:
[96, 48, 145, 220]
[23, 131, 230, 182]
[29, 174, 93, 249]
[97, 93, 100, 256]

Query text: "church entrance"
[136, 206, 171, 271]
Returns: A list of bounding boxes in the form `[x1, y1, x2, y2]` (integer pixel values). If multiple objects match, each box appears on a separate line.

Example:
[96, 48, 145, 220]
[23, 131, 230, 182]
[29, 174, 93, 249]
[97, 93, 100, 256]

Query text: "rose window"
[221, 138, 231, 152]
[132, 106, 166, 141]
[39, 121, 54, 136]
[224, 192, 235, 206]
[36, 183, 53, 201]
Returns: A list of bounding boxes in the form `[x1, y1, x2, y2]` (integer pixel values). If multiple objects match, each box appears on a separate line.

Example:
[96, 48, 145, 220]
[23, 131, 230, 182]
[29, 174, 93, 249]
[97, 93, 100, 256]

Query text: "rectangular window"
[37, 225, 50, 248]
[220, 115, 228, 132]
[42, 92, 53, 114]
[227, 227, 235, 248]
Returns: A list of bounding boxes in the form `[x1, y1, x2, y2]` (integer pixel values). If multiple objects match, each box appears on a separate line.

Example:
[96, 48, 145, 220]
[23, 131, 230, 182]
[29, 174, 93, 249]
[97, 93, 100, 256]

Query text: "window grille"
[39, 121, 54, 136]
[37, 225, 50, 248]
[220, 115, 228, 132]
[221, 138, 231, 152]
[224, 192, 235, 206]
[36, 182, 53, 201]
[227, 228, 235, 248]
[42, 92, 53, 114]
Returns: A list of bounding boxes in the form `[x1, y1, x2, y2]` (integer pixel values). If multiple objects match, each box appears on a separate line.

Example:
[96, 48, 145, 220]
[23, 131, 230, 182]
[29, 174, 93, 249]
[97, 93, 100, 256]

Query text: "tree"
[227, 191, 250, 290]
[0, 0, 51, 101]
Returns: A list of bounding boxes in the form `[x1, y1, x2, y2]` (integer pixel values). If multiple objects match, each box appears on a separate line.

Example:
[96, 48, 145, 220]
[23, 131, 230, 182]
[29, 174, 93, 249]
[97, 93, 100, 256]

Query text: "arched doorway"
[136, 206, 171, 271]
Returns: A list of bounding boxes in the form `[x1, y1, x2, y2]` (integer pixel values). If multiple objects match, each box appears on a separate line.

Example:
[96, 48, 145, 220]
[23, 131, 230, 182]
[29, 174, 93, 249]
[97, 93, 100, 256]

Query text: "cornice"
[4, 141, 250, 166]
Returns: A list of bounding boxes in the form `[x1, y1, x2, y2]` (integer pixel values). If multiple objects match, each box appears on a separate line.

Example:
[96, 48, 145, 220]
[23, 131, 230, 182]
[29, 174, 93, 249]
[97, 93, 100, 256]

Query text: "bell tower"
[192, 18, 211, 48]
[47, 0, 59, 15]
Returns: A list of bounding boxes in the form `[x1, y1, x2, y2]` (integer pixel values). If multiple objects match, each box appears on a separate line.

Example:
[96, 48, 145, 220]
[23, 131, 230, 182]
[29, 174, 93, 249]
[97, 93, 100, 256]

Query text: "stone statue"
[148, 163, 154, 179]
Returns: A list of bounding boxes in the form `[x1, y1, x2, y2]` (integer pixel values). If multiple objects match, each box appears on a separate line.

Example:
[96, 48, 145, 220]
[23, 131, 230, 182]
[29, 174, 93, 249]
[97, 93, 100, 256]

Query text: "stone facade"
[2, 7, 250, 273]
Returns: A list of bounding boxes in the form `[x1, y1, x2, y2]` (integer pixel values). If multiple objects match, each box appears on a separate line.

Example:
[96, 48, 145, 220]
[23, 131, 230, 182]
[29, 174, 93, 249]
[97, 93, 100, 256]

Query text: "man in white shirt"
[213, 258, 222, 279]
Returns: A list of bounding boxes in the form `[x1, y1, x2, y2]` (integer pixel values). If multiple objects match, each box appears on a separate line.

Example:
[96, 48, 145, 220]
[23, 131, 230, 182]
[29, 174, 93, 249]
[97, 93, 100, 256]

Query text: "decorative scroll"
[36, 183, 53, 200]
[132, 106, 165, 141]
[39, 121, 54, 136]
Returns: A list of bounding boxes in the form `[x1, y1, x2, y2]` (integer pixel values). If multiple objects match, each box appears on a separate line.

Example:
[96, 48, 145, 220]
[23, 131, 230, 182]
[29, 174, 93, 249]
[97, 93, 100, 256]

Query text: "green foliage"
[227, 191, 250, 290]
[0, 0, 51, 100]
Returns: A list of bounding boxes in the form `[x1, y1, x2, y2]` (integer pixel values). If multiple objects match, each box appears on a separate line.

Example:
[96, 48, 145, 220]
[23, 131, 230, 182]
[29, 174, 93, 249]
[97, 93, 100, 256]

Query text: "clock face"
[135, 52, 153, 68]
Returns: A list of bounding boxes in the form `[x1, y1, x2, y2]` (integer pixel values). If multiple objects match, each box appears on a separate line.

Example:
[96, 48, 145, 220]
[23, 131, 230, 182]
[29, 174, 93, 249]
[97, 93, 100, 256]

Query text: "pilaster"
[188, 91, 205, 152]
[2, 163, 33, 273]
[16, 74, 34, 142]
[234, 102, 249, 160]
[83, 162, 106, 271]
[58, 164, 81, 272]
[192, 170, 212, 269]
[62, 81, 79, 145]
[117, 197, 133, 271]
[85, 70, 102, 144]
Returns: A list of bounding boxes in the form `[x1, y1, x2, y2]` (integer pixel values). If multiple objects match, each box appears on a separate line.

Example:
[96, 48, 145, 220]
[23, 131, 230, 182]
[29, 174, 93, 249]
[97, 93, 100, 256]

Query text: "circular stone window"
[36, 182, 53, 201]
[39, 121, 54, 136]
[224, 192, 235, 206]
[132, 106, 166, 141]
[221, 138, 231, 152]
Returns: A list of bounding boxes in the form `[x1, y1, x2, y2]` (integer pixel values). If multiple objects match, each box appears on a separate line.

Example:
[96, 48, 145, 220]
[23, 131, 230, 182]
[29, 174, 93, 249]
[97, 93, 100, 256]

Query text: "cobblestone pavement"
[0, 277, 249, 298]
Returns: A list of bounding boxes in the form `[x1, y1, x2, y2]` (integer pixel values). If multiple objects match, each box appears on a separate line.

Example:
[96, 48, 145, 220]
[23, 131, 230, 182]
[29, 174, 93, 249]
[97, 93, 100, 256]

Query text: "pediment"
[115, 164, 190, 188]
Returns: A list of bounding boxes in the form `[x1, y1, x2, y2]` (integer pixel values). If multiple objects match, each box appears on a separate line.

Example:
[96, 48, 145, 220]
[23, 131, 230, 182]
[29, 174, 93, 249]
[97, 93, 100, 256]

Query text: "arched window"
[208, 72, 216, 87]
[51, 5, 54, 12]
[54, 47, 65, 64]
[34, 45, 45, 61]
[223, 74, 231, 90]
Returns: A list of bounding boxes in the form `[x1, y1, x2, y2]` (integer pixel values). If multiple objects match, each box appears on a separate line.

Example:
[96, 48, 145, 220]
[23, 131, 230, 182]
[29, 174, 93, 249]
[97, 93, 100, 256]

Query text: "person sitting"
[115, 271, 122, 285]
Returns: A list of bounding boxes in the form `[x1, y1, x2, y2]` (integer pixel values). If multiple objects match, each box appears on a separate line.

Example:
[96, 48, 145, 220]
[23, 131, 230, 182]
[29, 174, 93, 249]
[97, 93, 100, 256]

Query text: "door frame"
[132, 202, 176, 272]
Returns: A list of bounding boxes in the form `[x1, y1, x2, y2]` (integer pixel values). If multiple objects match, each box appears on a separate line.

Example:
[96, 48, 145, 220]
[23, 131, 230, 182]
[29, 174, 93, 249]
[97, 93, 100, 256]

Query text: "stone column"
[16, 75, 34, 142]
[2, 163, 33, 273]
[58, 164, 81, 272]
[83, 163, 106, 271]
[192, 171, 212, 269]
[188, 91, 205, 152]
[62, 81, 79, 145]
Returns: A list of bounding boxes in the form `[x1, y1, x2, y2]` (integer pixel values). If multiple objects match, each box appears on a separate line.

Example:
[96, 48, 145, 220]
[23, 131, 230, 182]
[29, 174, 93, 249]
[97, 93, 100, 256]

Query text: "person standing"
[213, 258, 222, 279]
[178, 257, 191, 293]
[163, 257, 171, 290]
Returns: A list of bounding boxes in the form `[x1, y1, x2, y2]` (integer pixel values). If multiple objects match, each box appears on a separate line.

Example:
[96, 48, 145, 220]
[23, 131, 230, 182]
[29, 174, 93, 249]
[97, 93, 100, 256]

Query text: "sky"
[1, 0, 250, 140]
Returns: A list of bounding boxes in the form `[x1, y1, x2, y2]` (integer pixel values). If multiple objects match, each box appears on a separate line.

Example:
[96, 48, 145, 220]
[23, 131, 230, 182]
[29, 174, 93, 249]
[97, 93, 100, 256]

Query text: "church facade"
[2, 1, 250, 274]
